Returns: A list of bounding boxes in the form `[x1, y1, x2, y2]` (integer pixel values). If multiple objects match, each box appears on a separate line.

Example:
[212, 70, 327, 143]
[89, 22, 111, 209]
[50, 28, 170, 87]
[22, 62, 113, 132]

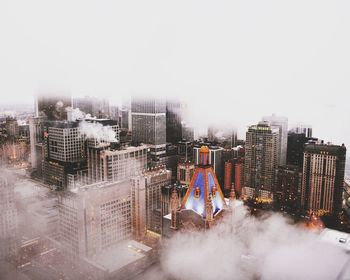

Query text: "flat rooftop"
[85, 240, 152, 273]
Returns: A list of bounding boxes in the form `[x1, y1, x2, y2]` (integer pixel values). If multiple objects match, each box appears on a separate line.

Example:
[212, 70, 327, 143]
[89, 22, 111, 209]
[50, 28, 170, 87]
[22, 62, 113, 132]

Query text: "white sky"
[0, 0, 349, 147]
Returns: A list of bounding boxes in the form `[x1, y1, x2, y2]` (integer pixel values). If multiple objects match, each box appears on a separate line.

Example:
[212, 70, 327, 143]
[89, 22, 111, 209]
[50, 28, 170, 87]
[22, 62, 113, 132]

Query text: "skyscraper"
[262, 114, 288, 165]
[131, 97, 166, 160]
[0, 174, 18, 259]
[301, 142, 346, 216]
[131, 167, 172, 239]
[166, 100, 182, 144]
[58, 180, 132, 257]
[244, 121, 280, 199]
[274, 165, 302, 213]
[287, 132, 317, 168]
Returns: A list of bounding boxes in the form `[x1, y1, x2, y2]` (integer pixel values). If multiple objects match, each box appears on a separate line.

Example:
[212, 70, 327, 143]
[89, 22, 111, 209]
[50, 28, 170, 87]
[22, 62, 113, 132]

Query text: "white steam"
[79, 120, 117, 143]
[158, 202, 349, 280]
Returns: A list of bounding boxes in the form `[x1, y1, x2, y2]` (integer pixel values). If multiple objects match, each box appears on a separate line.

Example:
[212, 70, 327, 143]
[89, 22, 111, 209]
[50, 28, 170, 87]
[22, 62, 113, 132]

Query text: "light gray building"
[58, 180, 132, 257]
[262, 114, 288, 165]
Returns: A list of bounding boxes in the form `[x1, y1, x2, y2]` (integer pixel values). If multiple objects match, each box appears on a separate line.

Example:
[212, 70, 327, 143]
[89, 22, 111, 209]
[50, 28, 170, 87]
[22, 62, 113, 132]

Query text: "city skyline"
[1, 1, 350, 279]
[1, 1, 350, 150]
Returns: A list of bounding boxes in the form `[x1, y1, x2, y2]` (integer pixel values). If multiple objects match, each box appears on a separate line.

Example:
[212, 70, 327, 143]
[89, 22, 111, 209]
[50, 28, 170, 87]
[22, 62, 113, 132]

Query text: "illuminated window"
[194, 187, 200, 198]
[212, 186, 217, 198]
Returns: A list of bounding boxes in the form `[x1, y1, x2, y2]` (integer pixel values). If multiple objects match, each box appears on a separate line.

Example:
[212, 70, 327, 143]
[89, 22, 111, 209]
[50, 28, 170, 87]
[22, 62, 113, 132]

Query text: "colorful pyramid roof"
[181, 146, 226, 218]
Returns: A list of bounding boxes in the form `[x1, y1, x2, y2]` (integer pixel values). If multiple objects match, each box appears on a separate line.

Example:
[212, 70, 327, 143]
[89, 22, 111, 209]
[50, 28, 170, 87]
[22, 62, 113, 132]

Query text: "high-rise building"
[177, 161, 195, 186]
[262, 114, 288, 165]
[58, 180, 132, 257]
[166, 100, 182, 144]
[224, 161, 233, 193]
[0, 175, 18, 259]
[181, 123, 194, 142]
[290, 123, 313, 138]
[234, 159, 244, 197]
[287, 132, 317, 168]
[301, 142, 346, 216]
[42, 121, 87, 189]
[131, 167, 172, 239]
[88, 144, 148, 184]
[274, 165, 302, 213]
[131, 97, 166, 160]
[244, 121, 280, 199]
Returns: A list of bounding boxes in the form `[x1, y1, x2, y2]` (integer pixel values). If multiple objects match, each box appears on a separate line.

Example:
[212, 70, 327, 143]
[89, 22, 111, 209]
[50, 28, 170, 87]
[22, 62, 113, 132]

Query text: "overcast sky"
[1, 0, 349, 147]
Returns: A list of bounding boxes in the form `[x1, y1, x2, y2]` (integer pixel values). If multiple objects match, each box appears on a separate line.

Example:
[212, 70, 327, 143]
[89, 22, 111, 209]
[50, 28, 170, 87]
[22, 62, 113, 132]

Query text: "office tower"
[36, 94, 72, 121]
[5, 117, 19, 138]
[167, 146, 228, 233]
[287, 132, 317, 168]
[181, 123, 194, 142]
[234, 159, 244, 197]
[224, 161, 233, 193]
[0, 175, 18, 259]
[131, 97, 166, 160]
[88, 144, 148, 184]
[301, 142, 346, 215]
[177, 161, 195, 186]
[29, 116, 44, 176]
[274, 165, 302, 213]
[166, 100, 182, 144]
[193, 144, 224, 186]
[120, 108, 130, 130]
[290, 123, 313, 138]
[244, 121, 280, 199]
[42, 121, 86, 189]
[58, 180, 132, 257]
[131, 167, 172, 239]
[178, 140, 193, 162]
[262, 114, 288, 165]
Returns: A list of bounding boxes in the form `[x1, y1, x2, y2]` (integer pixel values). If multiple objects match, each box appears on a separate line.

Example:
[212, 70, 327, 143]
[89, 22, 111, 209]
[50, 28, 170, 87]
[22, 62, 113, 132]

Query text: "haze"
[1, 0, 349, 147]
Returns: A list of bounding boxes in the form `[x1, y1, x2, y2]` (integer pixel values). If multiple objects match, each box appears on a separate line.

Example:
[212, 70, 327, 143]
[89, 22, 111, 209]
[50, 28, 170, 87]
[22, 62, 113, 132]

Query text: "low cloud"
[158, 203, 349, 280]
[79, 120, 117, 143]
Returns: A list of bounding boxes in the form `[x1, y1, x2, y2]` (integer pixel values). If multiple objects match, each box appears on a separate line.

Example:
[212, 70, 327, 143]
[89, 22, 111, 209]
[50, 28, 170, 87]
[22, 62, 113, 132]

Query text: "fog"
[1, 0, 350, 147]
[153, 202, 349, 280]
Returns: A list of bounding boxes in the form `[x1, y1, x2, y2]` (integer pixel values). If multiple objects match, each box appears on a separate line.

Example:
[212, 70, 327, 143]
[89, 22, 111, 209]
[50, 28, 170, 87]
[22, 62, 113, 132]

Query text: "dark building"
[131, 97, 166, 161]
[301, 142, 346, 216]
[287, 132, 317, 168]
[274, 165, 302, 213]
[166, 100, 182, 144]
[177, 140, 193, 162]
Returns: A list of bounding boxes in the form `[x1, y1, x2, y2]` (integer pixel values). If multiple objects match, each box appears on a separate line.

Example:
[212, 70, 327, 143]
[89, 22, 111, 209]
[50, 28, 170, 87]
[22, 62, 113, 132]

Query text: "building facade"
[301, 142, 346, 215]
[131, 167, 172, 240]
[244, 122, 279, 199]
[131, 97, 166, 160]
[58, 181, 132, 257]
[262, 114, 288, 165]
